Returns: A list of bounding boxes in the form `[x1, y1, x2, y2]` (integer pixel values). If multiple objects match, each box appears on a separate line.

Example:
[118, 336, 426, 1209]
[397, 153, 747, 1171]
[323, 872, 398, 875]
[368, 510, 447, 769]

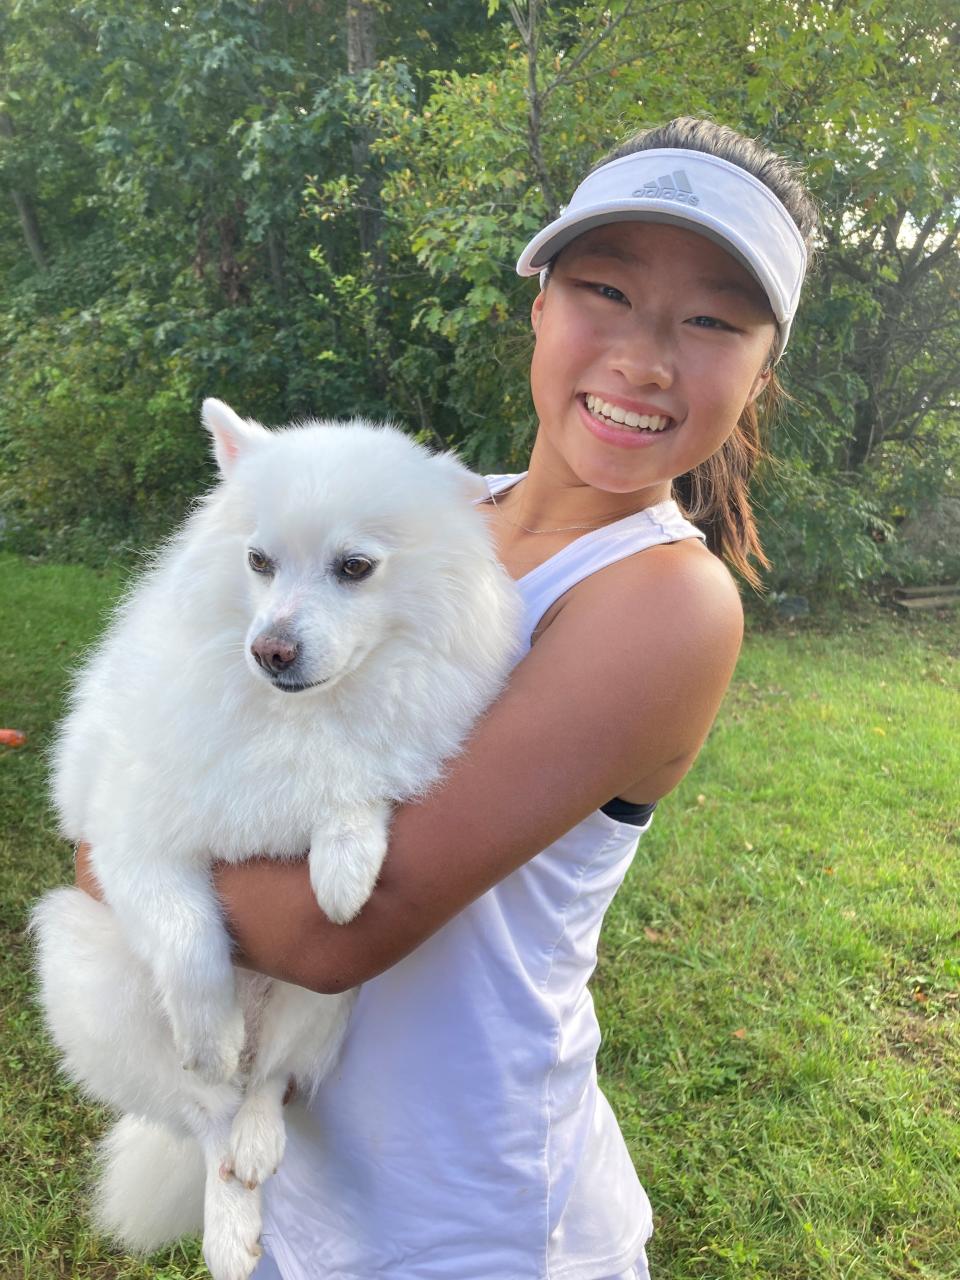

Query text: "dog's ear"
[201, 399, 270, 477]
[431, 450, 487, 503]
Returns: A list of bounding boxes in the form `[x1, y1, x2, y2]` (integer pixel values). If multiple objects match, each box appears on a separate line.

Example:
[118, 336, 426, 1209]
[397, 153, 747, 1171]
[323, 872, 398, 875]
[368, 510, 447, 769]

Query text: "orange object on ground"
[0, 729, 26, 747]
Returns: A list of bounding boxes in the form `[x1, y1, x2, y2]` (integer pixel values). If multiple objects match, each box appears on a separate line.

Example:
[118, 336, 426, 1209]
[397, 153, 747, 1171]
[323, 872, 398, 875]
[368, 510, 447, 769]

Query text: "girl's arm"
[78, 544, 743, 995]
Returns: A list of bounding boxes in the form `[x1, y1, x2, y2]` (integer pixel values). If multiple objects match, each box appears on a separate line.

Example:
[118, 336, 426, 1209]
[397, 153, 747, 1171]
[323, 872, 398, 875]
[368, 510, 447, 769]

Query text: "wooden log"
[893, 584, 960, 600]
[893, 594, 960, 611]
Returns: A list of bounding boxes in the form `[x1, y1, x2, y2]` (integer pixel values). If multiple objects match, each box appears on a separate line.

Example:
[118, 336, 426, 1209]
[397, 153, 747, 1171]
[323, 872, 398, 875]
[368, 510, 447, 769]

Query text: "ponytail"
[672, 375, 782, 591]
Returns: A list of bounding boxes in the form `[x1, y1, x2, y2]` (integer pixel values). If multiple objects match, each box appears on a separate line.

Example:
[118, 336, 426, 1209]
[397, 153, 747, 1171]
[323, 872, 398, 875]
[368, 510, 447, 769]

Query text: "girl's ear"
[746, 365, 773, 406]
[531, 289, 545, 335]
[200, 399, 270, 477]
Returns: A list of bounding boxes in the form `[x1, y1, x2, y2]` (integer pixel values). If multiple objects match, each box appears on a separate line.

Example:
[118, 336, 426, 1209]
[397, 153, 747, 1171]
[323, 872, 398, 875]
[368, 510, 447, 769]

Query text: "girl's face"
[529, 220, 777, 501]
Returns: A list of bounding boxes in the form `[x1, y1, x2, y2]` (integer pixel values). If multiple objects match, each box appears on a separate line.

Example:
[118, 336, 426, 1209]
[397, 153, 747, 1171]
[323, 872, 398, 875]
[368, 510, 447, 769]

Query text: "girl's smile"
[577, 393, 675, 448]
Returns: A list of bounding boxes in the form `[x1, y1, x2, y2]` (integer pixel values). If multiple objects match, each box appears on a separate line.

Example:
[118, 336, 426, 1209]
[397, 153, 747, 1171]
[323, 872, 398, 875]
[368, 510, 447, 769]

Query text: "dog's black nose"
[251, 634, 300, 674]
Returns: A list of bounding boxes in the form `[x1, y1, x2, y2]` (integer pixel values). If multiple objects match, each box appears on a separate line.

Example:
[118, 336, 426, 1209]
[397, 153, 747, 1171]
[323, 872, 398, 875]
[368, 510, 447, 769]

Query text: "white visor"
[516, 148, 807, 358]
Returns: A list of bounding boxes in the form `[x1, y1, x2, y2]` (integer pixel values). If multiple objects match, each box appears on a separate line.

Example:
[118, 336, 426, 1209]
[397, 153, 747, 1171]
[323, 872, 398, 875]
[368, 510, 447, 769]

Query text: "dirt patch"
[880, 1009, 960, 1078]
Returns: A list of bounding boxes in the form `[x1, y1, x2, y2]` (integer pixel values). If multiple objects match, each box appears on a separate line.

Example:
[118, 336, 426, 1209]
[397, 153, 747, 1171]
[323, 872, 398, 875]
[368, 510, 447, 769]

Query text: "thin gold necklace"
[486, 485, 635, 535]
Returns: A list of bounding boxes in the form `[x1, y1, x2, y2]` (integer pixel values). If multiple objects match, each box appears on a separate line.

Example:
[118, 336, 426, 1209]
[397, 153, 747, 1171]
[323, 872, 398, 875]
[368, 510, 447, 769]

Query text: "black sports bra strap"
[599, 797, 657, 826]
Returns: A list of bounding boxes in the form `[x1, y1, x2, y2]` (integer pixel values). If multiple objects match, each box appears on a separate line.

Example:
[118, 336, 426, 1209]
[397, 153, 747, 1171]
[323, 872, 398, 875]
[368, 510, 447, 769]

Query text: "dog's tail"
[94, 1114, 204, 1253]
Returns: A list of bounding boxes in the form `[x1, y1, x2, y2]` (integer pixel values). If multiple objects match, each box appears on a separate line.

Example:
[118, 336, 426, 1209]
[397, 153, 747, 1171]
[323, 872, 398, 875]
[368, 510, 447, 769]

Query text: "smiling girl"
[79, 117, 817, 1280]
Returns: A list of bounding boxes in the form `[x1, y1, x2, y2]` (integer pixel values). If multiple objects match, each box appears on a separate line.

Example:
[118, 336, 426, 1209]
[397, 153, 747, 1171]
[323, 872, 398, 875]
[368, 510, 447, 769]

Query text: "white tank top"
[261, 477, 706, 1280]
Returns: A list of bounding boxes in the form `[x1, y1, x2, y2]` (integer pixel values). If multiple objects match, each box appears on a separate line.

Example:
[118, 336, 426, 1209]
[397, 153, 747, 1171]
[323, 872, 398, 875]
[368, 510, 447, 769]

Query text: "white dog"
[31, 400, 519, 1280]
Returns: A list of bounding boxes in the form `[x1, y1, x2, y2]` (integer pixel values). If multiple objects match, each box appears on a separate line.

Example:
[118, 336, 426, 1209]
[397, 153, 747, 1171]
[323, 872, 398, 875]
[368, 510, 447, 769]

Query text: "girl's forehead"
[561, 219, 719, 262]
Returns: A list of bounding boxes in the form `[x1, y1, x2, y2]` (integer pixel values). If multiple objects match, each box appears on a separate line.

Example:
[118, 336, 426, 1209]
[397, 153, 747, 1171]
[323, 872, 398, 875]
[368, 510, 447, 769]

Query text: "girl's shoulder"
[536, 533, 743, 656]
[608, 532, 742, 617]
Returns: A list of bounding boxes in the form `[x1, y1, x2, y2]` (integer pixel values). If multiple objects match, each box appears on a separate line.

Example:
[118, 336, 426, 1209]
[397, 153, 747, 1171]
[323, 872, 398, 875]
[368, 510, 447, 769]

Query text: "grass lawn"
[1, 550, 958, 1279]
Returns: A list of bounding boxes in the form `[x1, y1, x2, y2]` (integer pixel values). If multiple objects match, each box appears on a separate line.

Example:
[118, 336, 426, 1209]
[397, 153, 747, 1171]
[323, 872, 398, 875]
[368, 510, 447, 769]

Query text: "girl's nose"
[607, 322, 674, 389]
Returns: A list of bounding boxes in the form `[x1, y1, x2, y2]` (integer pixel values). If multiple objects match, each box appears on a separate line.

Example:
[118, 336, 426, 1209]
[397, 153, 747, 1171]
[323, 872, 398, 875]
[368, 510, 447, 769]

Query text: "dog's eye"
[337, 555, 376, 582]
[247, 549, 273, 575]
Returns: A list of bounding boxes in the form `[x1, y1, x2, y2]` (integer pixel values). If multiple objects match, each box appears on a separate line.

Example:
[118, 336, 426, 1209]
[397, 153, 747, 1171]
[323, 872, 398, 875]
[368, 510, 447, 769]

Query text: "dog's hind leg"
[228, 982, 355, 1189]
[84, 847, 246, 1086]
[34, 887, 252, 1266]
[192, 1110, 264, 1280]
[31, 887, 242, 1127]
[228, 1073, 289, 1190]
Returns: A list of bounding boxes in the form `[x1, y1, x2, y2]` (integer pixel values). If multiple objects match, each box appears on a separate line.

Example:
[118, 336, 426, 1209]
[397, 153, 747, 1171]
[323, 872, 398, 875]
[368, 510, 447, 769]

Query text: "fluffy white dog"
[31, 400, 519, 1280]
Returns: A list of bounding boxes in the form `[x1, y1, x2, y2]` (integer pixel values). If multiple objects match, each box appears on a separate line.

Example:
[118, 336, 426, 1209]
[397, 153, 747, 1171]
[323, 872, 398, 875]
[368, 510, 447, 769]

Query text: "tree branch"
[902, 207, 942, 273]
[905, 214, 960, 281]
[542, 0, 644, 99]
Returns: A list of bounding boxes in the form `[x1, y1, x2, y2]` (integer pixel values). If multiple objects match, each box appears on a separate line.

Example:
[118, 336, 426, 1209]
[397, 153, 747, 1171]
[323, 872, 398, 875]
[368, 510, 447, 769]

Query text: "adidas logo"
[633, 170, 700, 206]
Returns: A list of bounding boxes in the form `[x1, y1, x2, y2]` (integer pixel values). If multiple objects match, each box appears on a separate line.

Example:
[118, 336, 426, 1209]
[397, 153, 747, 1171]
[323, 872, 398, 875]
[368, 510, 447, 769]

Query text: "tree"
[0, 110, 47, 269]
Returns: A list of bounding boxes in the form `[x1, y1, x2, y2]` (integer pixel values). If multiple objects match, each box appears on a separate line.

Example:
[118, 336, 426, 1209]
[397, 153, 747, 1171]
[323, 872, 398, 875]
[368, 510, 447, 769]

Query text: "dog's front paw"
[309, 823, 387, 924]
[310, 866, 373, 925]
[176, 1003, 246, 1085]
[181, 1041, 240, 1086]
[228, 1090, 287, 1189]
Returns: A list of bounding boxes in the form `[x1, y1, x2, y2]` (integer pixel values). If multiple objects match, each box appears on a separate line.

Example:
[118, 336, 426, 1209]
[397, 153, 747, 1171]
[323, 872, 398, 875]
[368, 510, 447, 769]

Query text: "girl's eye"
[247, 548, 273, 574]
[688, 315, 735, 331]
[593, 283, 627, 304]
[337, 555, 377, 582]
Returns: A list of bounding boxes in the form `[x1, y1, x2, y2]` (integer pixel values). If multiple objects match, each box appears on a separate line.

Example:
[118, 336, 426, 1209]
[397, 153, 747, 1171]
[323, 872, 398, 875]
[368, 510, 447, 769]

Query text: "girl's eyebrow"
[564, 240, 642, 266]
[696, 275, 770, 312]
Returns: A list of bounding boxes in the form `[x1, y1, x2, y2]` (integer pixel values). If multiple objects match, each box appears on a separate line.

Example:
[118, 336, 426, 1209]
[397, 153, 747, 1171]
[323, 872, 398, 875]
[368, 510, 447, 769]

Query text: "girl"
[79, 117, 817, 1279]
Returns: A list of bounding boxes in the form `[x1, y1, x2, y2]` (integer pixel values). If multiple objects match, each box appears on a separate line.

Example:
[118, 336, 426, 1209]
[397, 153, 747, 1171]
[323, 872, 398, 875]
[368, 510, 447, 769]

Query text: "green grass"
[598, 609, 960, 1279]
[0, 556, 207, 1279]
[2, 551, 959, 1279]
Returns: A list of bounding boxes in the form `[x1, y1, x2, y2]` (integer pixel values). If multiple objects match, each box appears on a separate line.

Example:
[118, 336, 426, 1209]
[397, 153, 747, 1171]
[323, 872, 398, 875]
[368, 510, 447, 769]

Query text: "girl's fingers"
[74, 841, 104, 901]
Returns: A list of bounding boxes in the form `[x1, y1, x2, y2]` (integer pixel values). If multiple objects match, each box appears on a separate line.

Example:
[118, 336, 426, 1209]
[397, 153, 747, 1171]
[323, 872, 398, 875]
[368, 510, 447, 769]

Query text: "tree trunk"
[846, 287, 906, 470]
[0, 111, 49, 270]
[346, 0, 376, 74]
[346, 0, 381, 260]
[345, 0, 390, 395]
[266, 228, 287, 304]
[509, 0, 559, 216]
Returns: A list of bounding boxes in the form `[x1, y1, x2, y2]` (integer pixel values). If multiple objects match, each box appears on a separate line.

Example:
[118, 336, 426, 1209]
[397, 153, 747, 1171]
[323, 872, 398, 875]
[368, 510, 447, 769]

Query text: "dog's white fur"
[31, 401, 519, 1280]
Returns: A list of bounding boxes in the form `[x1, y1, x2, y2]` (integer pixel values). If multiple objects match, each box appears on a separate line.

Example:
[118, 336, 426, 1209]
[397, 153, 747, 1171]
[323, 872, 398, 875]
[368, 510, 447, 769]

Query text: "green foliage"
[0, 293, 203, 561]
[0, 0, 957, 588]
[755, 457, 889, 592]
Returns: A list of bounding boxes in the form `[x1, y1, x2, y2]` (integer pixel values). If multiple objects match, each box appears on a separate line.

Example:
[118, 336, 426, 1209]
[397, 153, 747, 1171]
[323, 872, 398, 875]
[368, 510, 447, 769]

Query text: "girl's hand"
[74, 841, 104, 901]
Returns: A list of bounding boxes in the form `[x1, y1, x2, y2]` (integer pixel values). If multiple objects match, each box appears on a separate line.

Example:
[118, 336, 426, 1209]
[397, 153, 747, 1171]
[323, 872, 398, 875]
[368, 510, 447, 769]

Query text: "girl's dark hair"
[591, 117, 819, 590]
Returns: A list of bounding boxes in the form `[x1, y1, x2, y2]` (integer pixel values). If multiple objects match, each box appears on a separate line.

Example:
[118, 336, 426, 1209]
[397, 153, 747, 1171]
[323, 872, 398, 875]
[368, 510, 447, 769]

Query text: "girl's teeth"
[585, 394, 670, 432]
